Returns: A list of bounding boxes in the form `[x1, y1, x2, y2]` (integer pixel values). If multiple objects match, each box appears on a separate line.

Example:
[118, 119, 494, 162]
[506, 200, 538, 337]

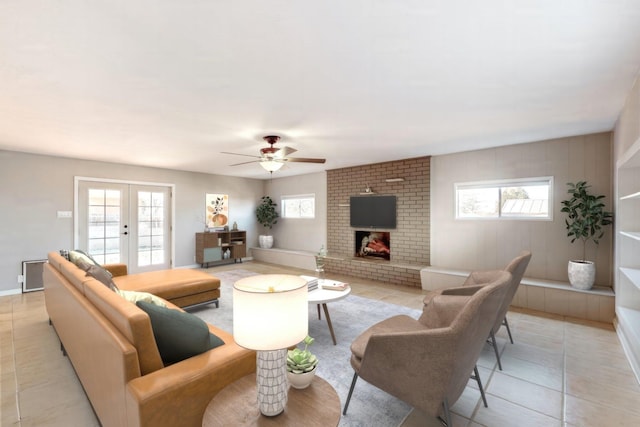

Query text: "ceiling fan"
[222, 135, 326, 172]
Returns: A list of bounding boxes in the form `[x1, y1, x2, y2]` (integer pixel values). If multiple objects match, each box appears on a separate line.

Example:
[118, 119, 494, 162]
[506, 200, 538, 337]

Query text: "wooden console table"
[202, 373, 341, 426]
[195, 230, 246, 267]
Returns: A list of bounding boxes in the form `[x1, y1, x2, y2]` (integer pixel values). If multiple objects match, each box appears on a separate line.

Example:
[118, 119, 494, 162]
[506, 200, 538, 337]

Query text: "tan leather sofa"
[43, 251, 256, 427]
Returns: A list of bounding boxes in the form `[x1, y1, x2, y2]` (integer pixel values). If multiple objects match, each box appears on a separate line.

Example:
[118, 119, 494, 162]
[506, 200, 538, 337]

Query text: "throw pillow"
[82, 262, 119, 292]
[136, 301, 224, 365]
[117, 290, 167, 307]
[68, 249, 100, 267]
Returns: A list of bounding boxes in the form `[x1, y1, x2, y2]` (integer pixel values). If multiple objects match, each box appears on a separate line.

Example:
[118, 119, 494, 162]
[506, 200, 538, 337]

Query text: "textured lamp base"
[256, 349, 288, 416]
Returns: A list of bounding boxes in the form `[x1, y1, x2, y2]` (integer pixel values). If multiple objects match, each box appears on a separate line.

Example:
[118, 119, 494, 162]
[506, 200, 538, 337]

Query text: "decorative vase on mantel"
[259, 235, 274, 249]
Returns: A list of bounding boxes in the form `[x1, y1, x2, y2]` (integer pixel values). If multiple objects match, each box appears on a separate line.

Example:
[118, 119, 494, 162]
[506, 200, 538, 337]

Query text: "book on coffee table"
[322, 282, 348, 291]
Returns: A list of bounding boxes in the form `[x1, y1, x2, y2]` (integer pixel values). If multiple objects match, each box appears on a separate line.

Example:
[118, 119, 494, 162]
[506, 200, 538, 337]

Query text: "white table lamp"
[233, 274, 308, 416]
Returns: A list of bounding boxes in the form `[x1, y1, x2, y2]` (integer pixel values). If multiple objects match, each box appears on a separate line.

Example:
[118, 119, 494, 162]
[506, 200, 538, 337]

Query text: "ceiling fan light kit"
[260, 160, 284, 172]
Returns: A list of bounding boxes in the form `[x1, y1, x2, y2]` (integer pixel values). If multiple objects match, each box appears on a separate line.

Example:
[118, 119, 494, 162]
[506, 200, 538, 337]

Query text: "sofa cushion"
[114, 269, 220, 307]
[117, 290, 167, 307]
[136, 301, 224, 365]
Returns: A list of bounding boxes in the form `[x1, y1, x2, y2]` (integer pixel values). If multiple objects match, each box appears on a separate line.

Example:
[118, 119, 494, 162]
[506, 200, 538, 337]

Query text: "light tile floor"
[1, 261, 640, 426]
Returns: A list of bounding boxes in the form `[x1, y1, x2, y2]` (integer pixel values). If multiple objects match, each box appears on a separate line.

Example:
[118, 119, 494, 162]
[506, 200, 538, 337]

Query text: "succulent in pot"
[286, 335, 318, 389]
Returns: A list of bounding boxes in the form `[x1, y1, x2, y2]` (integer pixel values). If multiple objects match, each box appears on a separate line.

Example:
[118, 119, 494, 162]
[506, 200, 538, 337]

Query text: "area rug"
[189, 269, 422, 427]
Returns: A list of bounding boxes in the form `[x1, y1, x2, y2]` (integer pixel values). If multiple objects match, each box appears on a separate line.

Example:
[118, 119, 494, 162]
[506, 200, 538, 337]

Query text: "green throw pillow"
[136, 301, 224, 365]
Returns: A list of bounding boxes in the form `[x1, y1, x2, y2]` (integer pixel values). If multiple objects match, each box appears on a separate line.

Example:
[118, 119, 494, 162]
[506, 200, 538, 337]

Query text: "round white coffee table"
[305, 278, 351, 345]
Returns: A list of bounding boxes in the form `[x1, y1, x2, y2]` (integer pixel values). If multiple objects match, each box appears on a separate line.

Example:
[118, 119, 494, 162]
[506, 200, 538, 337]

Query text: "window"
[281, 194, 315, 218]
[455, 177, 553, 220]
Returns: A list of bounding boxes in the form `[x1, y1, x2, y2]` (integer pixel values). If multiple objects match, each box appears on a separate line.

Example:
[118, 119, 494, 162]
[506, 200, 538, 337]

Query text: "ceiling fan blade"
[230, 159, 261, 166]
[275, 146, 297, 157]
[283, 157, 326, 164]
[221, 151, 261, 159]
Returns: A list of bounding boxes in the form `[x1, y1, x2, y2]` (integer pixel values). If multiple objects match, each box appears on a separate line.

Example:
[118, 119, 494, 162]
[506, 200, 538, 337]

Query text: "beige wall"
[0, 150, 264, 294]
[615, 75, 640, 159]
[263, 171, 327, 253]
[431, 133, 613, 287]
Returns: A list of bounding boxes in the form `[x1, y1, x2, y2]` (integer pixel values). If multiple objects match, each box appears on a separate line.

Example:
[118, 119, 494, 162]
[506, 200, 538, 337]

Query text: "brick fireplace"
[325, 156, 430, 287]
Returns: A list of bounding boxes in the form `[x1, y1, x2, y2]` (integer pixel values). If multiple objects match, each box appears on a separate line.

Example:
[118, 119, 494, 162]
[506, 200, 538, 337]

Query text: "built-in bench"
[421, 266, 615, 323]
[250, 247, 318, 271]
[250, 247, 425, 288]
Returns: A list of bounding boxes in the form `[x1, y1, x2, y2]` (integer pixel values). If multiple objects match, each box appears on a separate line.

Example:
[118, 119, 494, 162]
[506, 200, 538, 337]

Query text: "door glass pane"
[87, 188, 122, 262]
[137, 191, 166, 268]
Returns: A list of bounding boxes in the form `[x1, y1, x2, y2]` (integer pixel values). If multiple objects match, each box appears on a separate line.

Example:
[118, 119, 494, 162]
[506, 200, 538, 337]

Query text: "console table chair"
[343, 271, 512, 426]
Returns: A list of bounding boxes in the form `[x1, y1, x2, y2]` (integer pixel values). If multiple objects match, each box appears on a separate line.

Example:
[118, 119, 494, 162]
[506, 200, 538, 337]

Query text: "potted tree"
[560, 181, 613, 290]
[256, 196, 279, 248]
[286, 335, 318, 389]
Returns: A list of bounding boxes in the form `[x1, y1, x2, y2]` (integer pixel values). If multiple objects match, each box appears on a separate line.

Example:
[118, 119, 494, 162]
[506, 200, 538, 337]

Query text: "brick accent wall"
[325, 156, 430, 287]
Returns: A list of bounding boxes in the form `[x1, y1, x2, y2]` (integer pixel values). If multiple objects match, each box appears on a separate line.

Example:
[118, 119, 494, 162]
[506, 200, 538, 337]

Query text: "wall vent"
[22, 260, 47, 292]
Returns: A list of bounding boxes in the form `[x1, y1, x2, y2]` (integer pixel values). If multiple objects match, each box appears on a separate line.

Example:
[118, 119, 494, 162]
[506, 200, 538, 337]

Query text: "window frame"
[281, 193, 316, 219]
[454, 176, 554, 221]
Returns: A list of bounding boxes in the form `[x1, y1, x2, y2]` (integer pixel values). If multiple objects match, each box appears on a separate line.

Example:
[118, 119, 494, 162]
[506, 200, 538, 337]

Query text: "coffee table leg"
[317, 304, 321, 320]
[322, 303, 337, 345]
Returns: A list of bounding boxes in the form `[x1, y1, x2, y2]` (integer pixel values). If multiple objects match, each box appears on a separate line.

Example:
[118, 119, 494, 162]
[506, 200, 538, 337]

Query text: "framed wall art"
[206, 194, 229, 228]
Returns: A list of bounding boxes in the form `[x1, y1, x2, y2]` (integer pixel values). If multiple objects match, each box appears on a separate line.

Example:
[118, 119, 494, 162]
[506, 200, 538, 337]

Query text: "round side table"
[202, 373, 341, 426]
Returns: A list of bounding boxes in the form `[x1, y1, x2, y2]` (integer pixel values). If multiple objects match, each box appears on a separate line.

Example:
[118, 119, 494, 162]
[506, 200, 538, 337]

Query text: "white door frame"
[74, 176, 176, 268]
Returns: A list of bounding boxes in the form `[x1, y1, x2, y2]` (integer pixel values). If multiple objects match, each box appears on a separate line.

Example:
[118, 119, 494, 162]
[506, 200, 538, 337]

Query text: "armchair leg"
[489, 331, 503, 371]
[471, 365, 488, 408]
[342, 372, 359, 415]
[503, 316, 514, 344]
[440, 398, 452, 427]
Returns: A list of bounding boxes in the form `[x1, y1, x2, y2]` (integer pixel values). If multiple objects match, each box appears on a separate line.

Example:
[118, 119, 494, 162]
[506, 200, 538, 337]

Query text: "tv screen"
[350, 195, 397, 229]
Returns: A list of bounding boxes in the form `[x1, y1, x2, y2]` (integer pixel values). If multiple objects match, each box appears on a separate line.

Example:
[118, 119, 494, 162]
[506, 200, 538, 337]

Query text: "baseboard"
[0, 288, 23, 297]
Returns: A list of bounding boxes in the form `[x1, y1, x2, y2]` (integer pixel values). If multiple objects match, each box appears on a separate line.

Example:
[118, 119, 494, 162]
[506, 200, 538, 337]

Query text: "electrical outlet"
[18, 274, 24, 283]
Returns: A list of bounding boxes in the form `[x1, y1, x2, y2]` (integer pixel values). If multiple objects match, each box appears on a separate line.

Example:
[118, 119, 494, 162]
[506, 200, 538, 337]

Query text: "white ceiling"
[1, 1, 640, 179]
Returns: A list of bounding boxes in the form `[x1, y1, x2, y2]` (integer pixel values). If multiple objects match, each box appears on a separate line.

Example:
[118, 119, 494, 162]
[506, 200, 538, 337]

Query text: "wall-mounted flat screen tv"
[350, 195, 397, 229]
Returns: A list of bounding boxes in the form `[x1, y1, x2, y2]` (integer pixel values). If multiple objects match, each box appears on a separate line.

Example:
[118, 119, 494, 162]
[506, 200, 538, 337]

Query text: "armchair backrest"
[445, 270, 511, 408]
[494, 251, 531, 332]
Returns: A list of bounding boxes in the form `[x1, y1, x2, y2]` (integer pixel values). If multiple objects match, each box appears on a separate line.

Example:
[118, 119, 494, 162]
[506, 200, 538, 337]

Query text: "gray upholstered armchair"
[343, 271, 512, 426]
[423, 251, 532, 370]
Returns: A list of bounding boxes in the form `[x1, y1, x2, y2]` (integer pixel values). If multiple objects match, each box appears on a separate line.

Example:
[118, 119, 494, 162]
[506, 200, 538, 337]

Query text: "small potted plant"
[560, 181, 613, 289]
[255, 196, 279, 248]
[286, 335, 318, 389]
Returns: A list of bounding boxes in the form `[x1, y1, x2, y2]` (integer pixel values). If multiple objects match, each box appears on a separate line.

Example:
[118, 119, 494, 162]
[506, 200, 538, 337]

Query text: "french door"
[76, 179, 173, 273]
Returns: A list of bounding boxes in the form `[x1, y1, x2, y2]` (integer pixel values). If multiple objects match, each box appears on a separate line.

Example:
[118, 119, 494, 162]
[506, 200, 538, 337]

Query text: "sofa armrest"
[125, 328, 256, 427]
[104, 263, 128, 277]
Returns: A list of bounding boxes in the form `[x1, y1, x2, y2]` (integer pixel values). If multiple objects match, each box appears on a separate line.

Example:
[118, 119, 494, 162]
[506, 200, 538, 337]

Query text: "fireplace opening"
[355, 231, 390, 260]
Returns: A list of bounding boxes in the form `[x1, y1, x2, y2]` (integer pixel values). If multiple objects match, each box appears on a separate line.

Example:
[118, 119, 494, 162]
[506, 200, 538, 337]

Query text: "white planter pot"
[568, 260, 595, 290]
[287, 368, 316, 389]
[259, 235, 274, 249]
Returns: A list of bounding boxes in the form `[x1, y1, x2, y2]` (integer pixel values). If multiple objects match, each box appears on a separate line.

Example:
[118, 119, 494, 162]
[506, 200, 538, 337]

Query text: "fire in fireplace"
[355, 231, 390, 260]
